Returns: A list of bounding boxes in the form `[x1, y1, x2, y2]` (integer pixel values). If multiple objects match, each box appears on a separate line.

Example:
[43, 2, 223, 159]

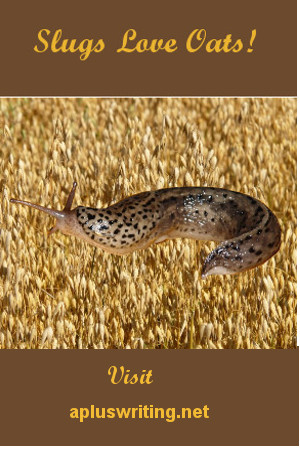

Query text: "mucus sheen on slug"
[10, 185, 281, 279]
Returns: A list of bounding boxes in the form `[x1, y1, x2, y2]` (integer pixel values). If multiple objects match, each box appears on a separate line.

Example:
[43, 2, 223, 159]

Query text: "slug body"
[10, 182, 281, 278]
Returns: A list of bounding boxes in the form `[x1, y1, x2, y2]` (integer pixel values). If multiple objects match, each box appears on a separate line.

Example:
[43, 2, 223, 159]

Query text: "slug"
[10, 182, 281, 278]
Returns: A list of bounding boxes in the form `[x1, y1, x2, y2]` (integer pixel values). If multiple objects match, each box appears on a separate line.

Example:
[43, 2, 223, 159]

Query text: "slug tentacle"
[63, 181, 78, 212]
[10, 182, 80, 236]
[10, 184, 281, 278]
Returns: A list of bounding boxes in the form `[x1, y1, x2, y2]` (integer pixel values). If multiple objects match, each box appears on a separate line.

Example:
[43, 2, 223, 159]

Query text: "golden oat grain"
[0, 98, 296, 349]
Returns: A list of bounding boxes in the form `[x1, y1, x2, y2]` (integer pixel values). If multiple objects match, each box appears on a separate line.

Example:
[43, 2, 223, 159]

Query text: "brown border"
[0, 0, 296, 96]
[0, 349, 298, 445]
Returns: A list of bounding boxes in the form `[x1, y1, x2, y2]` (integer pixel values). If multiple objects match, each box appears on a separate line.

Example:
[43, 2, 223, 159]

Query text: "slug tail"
[201, 211, 281, 279]
[201, 251, 233, 279]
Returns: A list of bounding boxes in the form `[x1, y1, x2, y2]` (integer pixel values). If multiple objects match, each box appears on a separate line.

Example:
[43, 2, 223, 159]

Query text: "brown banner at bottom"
[0, 349, 298, 445]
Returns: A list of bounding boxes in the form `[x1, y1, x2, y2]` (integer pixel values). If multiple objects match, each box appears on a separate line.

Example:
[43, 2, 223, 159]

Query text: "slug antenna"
[64, 181, 77, 211]
[10, 181, 78, 236]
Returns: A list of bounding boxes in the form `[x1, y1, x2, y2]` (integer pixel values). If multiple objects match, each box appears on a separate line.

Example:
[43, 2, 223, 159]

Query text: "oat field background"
[0, 98, 296, 349]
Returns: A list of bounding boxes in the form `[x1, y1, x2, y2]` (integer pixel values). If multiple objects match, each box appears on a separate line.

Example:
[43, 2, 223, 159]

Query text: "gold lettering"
[203, 405, 210, 418]
[108, 365, 124, 384]
[78, 39, 94, 61]
[124, 371, 138, 384]
[69, 408, 79, 419]
[51, 29, 63, 52]
[117, 28, 137, 53]
[206, 38, 223, 53]
[34, 29, 105, 60]
[34, 29, 50, 53]
[193, 407, 203, 418]
[117, 29, 177, 53]
[186, 28, 206, 52]
[108, 366, 154, 384]
[79, 408, 89, 422]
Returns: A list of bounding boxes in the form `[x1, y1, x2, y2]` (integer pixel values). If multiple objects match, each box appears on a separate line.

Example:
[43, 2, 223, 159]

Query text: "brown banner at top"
[0, 0, 296, 96]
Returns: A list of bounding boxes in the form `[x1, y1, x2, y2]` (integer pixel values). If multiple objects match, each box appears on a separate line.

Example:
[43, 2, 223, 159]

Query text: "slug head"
[10, 181, 78, 236]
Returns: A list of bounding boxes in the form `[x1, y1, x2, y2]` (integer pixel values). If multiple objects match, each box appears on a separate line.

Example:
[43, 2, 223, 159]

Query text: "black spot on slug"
[144, 198, 155, 207]
[254, 208, 263, 219]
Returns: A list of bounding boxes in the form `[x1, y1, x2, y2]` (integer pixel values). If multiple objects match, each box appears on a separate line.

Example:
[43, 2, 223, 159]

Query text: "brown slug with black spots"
[10, 182, 281, 278]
